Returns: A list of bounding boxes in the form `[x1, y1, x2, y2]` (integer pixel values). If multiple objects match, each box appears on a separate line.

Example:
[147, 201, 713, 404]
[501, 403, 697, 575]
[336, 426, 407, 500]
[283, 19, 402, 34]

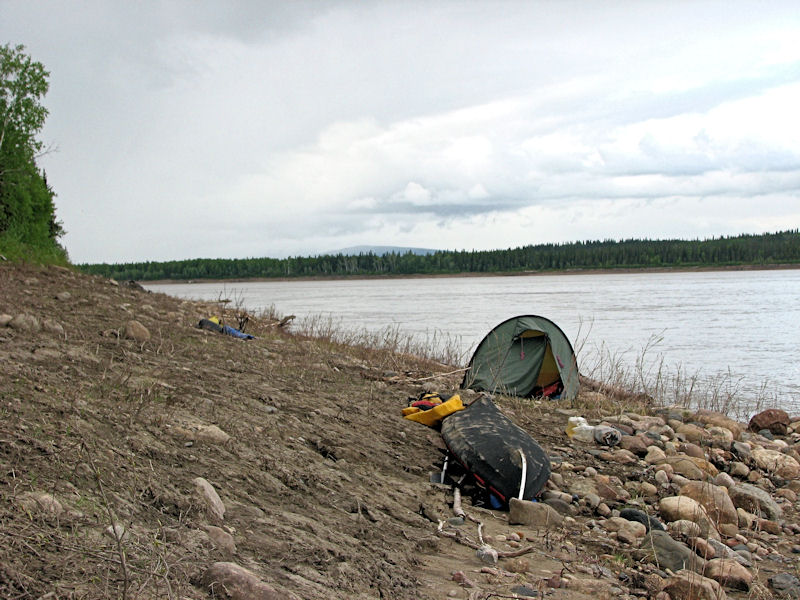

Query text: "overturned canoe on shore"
[440, 396, 550, 506]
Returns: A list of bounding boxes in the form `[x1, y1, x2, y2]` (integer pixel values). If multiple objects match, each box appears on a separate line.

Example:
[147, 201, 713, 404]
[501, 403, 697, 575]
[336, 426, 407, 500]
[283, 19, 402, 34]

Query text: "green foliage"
[0, 43, 66, 263]
[79, 230, 800, 281]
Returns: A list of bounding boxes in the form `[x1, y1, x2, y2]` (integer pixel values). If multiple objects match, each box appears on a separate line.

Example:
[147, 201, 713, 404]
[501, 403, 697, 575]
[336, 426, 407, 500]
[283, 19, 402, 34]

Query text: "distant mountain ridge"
[332, 245, 439, 256]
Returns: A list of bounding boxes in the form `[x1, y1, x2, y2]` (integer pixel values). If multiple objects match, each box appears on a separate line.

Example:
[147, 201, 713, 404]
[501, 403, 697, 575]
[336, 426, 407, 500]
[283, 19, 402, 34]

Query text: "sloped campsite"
[2, 261, 800, 600]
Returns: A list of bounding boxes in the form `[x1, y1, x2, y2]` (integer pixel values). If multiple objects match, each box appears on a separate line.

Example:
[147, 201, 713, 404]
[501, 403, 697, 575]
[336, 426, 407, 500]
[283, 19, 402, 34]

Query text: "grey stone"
[508, 498, 563, 528]
[124, 319, 150, 342]
[770, 572, 800, 599]
[732, 442, 751, 459]
[195, 424, 231, 444]
[17, 492, 63, 519]
[543, 498, 573, 515]
[201, 562, 286, 600]
[619, 507, 665, 531]
[640, 529, 705, 573]
[728, 483, 782, 520]
[193, 477, 225, 522]
[476, 545, 498, 565]
[583, 493, 601, 509]
[680, 481, 738, 527]
[204, 526, 236, 557]
[707, 539, 739, 560]
[663, 570, 727, 600]
[705, 558, 753, 591]
[9, 313, 40, 332]
[42, 318, 65, 336]
[729, 461, 750, 478]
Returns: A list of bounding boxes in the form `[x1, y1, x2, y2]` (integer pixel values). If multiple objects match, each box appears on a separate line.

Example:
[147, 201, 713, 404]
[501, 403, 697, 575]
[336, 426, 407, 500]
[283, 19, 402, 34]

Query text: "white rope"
[517, 448, 527, 500]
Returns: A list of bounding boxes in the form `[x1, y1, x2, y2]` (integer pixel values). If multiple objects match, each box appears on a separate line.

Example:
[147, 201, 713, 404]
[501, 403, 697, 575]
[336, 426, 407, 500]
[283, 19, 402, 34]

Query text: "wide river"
[147, 269, 800, 417]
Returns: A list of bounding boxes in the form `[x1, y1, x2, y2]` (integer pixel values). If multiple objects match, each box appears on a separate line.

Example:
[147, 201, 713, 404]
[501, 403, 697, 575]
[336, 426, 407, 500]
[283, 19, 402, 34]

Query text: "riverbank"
[137, 262, 800, 285]
[3, 262, 800, 599]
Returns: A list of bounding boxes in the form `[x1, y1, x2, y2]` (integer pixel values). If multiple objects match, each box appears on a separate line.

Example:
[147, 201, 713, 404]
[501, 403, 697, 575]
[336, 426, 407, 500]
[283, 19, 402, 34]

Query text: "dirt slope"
[1, 262, 470, 599]
[1, 262, 798, 600]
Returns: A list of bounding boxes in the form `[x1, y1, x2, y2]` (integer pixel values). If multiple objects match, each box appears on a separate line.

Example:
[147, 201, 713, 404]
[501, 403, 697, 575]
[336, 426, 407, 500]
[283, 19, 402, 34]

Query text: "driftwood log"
[276, 315, 295, 328]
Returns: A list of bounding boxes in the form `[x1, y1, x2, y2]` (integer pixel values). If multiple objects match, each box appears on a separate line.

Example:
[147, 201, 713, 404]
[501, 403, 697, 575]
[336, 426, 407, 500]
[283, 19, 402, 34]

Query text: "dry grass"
[292, 313, 468, 367]
[577, 333, 780, 420]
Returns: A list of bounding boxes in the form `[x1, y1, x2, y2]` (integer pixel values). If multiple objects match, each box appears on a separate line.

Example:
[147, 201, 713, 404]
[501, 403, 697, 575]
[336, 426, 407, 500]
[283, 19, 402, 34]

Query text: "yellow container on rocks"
[404, 394, 465, 427]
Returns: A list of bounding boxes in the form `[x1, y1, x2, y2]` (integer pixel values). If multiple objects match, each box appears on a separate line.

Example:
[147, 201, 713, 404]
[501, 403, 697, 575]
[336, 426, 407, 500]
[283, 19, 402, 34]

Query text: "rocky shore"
[1, 262, 799, 599]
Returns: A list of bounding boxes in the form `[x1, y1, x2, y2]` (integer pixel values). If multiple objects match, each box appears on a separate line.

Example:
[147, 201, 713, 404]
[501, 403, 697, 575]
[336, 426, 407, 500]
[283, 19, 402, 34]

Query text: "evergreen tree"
[0, 43, 65, 261]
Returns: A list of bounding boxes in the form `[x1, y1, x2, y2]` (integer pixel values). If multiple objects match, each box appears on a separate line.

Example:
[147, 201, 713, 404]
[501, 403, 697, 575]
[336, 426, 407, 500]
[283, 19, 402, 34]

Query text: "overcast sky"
[2, 1, 799, 264]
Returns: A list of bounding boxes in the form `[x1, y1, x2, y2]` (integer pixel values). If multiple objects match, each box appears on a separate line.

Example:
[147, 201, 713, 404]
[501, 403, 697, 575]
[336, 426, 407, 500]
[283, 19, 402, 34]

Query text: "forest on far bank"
[80, 230, 800, 281]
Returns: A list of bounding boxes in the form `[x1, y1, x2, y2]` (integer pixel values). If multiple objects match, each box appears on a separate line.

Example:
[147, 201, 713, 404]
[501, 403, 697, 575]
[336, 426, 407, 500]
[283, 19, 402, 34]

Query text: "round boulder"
[659, 496, 720, 540]
[750, 446, 800, 479]
[749, 409, 790, 435]
[9, 313, 41, 332]
[124, 319, 151, 342]
[201, 562, 286, 600]
[705, 558, 753, 591]
[680, 481, 738, 527]
[693, 409, 743, 440]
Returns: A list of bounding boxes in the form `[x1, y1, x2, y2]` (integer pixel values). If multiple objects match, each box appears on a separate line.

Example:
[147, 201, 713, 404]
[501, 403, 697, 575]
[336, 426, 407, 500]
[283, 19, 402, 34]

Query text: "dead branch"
[411, 367, 470, 383]
[277, 315, 295, 328]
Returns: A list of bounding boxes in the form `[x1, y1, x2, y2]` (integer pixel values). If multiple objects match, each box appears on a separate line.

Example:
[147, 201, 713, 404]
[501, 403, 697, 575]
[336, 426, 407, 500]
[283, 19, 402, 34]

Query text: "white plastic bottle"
[565, 416, 596, 443]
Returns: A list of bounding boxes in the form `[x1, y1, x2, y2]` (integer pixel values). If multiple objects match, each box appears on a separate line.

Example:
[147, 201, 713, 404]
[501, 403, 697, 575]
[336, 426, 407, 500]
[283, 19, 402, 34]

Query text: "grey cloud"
[348, 199, 522, 218]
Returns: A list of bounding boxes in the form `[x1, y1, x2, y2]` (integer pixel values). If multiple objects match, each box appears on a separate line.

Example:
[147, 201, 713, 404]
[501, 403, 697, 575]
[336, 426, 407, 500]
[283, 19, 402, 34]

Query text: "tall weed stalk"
[579, 332, 778, 419]
[293, 313, 468, 366]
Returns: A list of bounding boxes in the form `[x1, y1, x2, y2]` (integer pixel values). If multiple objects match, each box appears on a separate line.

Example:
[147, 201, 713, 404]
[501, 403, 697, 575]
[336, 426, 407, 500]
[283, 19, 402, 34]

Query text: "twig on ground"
[411, 367, 470, 383]
[440, 488, 536, 558]
[84, 444, 130, 600]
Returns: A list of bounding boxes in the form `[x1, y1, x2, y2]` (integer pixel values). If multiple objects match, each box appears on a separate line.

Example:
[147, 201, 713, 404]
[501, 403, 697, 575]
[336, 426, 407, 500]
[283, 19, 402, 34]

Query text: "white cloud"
[400, 182, 432, 205]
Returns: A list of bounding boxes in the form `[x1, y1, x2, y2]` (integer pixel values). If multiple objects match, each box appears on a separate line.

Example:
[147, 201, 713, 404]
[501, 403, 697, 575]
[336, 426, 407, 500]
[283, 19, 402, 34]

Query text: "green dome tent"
[462, 315, 579, 400]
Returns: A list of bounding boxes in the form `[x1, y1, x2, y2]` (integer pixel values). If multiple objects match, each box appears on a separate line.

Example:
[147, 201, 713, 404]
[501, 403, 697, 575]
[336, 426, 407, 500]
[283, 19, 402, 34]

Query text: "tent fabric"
[463, 315, 579, 400]
[441, 396, 551, 503]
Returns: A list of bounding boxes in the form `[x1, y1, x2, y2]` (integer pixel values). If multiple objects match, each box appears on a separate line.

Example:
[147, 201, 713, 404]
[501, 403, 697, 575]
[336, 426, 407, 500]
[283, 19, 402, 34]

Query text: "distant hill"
[332, 245, 439, 256]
